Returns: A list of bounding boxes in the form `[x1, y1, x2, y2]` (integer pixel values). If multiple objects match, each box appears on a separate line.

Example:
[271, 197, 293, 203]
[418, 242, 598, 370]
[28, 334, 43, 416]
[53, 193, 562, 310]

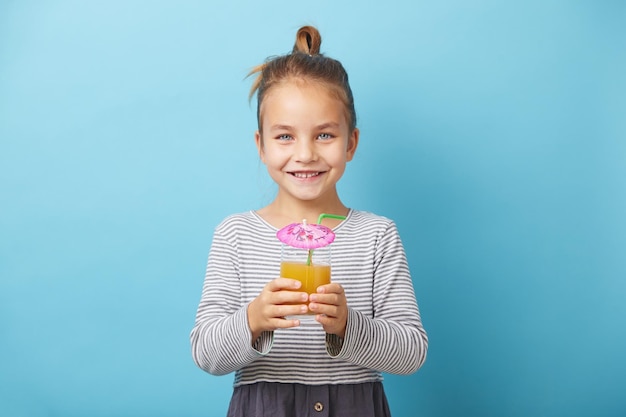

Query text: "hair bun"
[293, 26, 322, 55]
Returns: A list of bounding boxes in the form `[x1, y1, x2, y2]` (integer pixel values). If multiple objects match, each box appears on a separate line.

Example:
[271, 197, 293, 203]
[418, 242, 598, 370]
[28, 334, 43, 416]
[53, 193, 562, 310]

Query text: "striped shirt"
[190, 209, 428, 386]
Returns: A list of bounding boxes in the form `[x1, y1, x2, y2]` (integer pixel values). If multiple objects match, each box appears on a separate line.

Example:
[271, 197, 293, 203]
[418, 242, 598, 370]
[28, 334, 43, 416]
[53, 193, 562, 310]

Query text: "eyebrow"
[269, 124, 293, 131]
[268, 122, 341, 131]
[316, 122, 341, 130]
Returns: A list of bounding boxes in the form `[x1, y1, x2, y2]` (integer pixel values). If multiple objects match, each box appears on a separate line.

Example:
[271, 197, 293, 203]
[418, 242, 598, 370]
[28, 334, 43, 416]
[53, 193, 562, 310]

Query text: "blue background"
[1, 1, 625, 416]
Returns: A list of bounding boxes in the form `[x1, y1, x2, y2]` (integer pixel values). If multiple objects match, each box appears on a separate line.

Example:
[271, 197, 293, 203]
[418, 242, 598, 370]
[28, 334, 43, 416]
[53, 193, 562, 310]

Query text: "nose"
[294, 139, 316, 163]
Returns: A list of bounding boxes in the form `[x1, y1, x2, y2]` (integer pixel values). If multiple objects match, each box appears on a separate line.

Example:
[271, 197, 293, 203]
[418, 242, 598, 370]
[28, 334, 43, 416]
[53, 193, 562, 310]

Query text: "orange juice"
[280, 261, 331, 295]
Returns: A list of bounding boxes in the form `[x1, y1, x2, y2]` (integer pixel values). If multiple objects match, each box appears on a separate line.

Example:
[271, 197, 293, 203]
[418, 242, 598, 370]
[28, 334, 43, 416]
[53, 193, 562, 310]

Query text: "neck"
[257, 193, 349, 228]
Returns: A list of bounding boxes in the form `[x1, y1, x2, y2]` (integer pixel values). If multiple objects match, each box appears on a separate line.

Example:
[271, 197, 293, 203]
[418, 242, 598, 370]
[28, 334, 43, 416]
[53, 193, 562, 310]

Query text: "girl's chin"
[284, 188, 338, 203]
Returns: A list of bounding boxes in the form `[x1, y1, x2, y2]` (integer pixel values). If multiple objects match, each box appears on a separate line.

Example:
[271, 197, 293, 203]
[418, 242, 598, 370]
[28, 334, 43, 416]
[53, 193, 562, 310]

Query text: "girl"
[191, 26, 428, 417]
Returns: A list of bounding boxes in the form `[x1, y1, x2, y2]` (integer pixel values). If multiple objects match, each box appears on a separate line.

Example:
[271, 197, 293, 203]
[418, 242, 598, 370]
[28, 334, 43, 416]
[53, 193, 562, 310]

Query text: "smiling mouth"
[290, 171, 323, 179]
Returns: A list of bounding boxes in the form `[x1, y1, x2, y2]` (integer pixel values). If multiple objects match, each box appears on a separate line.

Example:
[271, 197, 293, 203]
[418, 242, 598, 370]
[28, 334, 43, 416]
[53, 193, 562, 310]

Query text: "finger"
[314, 314, 333, 325]
[275, 303, 309, 317]
[309, 292, 341, 305]
[274, 290, 309, 305]
[315, 314, 346, 338]
[315, 282, 344, 294]
[264, 298, 309, 317]
[269, 317, 301, 330]
[308, 301, 340, 318]
[314, 313, 341, 330]
[266, 277, 302, 291]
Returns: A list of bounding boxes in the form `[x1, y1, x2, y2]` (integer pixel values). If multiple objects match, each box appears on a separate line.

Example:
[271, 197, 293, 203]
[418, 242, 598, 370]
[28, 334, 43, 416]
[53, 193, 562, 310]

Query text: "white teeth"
[293, 172, 320, 178]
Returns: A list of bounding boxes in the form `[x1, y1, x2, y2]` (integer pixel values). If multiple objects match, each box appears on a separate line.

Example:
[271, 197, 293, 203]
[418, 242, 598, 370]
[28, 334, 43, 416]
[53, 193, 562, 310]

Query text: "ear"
[346, 128, 359, 162]
[255, 130, 265, 163]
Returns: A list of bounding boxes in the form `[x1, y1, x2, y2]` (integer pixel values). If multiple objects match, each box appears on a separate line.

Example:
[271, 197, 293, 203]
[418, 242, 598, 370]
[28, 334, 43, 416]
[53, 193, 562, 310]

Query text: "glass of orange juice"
[280, 245, 331, 313]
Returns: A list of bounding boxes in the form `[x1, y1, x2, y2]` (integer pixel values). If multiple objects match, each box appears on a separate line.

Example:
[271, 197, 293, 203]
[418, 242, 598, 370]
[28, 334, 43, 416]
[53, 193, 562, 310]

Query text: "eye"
[276, 134, 293, 141]
[317, 133, 334, 140]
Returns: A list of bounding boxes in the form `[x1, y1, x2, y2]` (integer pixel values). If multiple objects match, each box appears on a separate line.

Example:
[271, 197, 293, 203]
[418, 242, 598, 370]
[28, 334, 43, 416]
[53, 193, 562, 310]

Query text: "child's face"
[255, 80, 358, 205]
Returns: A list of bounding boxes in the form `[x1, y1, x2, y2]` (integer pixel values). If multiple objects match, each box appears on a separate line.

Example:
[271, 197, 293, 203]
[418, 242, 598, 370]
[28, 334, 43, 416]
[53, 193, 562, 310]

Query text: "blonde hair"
[248, 26, 357, 133]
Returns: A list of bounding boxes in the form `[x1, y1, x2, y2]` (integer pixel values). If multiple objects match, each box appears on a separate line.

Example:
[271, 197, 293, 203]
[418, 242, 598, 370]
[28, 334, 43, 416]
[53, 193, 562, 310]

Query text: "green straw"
[317, 213, 346, 223]
[306, 213, 347, 266]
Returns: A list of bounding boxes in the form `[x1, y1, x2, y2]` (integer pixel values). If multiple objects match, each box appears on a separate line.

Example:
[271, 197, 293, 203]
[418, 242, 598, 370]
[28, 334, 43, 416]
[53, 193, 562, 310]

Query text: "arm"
[326, 221, 428, 375]
[189, 228, 273, 376]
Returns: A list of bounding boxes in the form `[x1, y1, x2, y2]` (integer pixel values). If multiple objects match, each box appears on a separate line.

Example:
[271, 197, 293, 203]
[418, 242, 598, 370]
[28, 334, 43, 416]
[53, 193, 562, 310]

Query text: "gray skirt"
[227, 381, 391, 417]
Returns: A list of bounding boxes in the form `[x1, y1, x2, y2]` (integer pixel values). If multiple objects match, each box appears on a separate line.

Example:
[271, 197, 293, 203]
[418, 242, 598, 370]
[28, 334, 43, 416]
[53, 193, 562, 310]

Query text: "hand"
[247, 278, 309, 342]
[308, 283, 348, 338]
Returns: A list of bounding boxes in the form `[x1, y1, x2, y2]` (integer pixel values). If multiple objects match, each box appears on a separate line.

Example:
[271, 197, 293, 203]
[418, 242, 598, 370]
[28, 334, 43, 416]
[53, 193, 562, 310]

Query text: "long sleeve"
[327, 221, 428, 374]
[190, 226, 272, 376]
